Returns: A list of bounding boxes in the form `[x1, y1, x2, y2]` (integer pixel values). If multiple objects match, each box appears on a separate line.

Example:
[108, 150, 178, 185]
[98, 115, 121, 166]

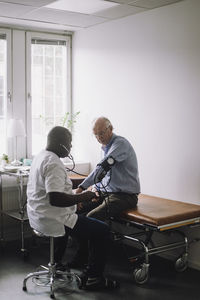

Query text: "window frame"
[0, 28, 12, 157]
[26, 31, 72, 158]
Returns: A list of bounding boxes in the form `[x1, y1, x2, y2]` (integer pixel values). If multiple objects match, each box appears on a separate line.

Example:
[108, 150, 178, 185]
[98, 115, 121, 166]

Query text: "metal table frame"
[0, 169, 29, 257]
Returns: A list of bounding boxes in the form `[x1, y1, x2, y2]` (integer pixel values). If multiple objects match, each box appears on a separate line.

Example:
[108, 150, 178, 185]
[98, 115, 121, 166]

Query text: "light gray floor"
[0, 238, 200, 300]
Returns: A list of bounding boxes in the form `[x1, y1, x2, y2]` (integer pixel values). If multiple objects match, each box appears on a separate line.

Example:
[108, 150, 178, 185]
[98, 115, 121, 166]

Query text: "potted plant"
[61, 111, 80, 130]
[1, 154, 9, 166]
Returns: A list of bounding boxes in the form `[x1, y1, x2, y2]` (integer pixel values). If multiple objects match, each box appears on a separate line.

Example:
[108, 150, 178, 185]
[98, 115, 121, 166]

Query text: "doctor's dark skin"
[45, 126, 98, 207]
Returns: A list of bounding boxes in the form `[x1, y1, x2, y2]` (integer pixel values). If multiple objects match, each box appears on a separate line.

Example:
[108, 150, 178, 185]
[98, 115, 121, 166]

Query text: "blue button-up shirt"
[80, 134, 140, 194]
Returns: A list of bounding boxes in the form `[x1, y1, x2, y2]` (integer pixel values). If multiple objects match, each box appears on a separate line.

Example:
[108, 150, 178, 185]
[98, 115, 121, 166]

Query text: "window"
[0, 30, 11, 158]
[26, 33, 71, 157]
[0, 30, 71, 160]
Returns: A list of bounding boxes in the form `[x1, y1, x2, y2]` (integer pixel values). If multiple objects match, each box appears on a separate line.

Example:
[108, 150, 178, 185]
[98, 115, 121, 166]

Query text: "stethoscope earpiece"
[60, 143, 69, 154]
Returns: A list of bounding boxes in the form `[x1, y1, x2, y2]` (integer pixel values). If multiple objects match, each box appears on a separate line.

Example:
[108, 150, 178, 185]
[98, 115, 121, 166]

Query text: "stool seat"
[33, 229, 45, 237]
[33, 229, 65, 238]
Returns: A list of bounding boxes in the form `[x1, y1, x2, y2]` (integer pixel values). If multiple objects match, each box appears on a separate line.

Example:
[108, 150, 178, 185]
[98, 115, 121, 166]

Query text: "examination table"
[112, 194, 200, 284]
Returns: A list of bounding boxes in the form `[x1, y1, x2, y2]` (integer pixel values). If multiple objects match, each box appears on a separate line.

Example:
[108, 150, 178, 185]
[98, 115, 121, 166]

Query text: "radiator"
[1, 175, 30, 241]
[1, 175, 27, 210]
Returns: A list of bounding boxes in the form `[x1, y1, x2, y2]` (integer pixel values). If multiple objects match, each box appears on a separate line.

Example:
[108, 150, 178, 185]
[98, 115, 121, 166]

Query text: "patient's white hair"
[92, 116, 113, 130]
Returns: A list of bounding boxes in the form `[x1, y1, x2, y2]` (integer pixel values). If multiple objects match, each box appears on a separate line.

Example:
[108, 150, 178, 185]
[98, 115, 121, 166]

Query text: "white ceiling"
[0, 0, 184, 33]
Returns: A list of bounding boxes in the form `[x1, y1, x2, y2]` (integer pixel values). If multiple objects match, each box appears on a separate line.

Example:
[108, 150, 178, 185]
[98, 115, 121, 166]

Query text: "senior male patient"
[27, 126, 118, 290]
[70, 116, 140, 268]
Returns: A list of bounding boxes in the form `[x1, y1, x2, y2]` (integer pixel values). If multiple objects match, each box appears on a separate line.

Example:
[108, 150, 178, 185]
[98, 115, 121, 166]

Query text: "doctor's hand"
[76, 187, 83, 194]
[82, 190, 99, 202]
[91, 190, 100, 202]
[77, 190, 99, 211]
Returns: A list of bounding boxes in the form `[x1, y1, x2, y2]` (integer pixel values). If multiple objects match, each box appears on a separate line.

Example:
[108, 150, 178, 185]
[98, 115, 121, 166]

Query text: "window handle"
[27, 92, 32, 103]
[7, 92, 12, 103]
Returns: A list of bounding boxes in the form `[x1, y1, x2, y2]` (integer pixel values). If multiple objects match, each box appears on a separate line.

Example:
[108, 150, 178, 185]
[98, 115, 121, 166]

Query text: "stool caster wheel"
[22, 286, 27, 291]
[21, 249, 29, 260]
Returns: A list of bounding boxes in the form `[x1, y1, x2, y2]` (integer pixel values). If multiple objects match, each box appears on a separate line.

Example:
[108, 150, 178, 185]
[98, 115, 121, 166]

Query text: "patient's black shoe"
[56, 262, 69, 272]
[81, 275, 120, 291]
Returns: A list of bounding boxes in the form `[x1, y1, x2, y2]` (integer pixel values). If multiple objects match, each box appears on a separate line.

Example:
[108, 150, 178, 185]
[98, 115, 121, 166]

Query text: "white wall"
[72, 0, 200, 270]
[72, 0, 200, 205]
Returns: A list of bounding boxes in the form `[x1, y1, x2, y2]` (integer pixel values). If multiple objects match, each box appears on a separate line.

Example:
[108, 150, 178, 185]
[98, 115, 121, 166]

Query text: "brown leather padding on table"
[120, 194, 200, 228]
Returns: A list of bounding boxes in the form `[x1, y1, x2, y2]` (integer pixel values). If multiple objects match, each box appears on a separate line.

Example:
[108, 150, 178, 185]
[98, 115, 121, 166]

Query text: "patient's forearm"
[48, 191, 96, 207]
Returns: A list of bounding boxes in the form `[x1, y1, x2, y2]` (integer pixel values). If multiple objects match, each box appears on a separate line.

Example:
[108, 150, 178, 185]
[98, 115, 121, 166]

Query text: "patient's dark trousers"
[54, 215, 110, 277]
[72, 192, 139, 263]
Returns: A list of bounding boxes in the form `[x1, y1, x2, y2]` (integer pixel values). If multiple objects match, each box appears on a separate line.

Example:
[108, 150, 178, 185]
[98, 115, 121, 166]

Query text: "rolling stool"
[22, 229, 82, 299]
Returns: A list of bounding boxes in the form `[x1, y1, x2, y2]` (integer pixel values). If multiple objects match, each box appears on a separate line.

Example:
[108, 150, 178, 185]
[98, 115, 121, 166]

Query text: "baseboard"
[158, 252, 200, 271]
